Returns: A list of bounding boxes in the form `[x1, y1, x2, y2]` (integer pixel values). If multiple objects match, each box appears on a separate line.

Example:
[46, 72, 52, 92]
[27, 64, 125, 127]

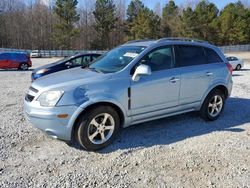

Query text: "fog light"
[57, 114, 69, 119]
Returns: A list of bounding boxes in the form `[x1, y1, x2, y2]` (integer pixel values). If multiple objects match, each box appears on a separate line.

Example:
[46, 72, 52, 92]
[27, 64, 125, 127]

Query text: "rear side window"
[11, 53, 27, 61]
[204, 48, 223, 63]
[175, 45, 207, 67]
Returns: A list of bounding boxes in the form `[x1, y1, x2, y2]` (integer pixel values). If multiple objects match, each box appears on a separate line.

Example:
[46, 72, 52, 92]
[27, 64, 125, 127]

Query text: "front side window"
[92, 54, 101, 61]
[138, 46, 174, 72]
[175, 45, 207, 67]
[71, 57, 83, 67]
[82, 55, 91, 65]
[89, 46, 146, 73]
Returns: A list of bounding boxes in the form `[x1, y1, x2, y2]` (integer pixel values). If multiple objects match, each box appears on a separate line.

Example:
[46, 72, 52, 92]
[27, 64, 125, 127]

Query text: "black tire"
[200, 90, 225, 121]
[19, 63, 29, 71]
[236, 64, 241, 70]
[76, 106, 120, 151]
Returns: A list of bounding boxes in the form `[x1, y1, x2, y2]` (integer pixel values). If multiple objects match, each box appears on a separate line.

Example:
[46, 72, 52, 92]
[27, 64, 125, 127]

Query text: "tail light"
[226, 62, 233, 74]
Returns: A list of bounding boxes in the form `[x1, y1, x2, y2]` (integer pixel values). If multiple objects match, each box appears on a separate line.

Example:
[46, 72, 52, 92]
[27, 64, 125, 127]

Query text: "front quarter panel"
[79, 75, 130, 115]
[64, 75, 131, 135]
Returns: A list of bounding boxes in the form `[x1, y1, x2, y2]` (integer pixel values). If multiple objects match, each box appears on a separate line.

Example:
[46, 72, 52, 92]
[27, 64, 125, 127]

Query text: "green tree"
[127, 0, 144, 22]
[193, 0, 219, 43]
[181, 1, 219, 43]
[130, 8, 160, 39]
[126, 0, 145, 39]
[218, 1, 249, 45]
[180, 7, 197, 38]
[161, 0, 181, 37]
[53, 0, 80, 50]
[93, 0, 117, 49]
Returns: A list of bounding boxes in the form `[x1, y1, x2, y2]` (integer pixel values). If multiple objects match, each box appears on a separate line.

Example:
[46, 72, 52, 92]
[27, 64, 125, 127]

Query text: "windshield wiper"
[88, 67, 104, 74]
[81, 64, 104, 73]
[81, 64, 89, 69]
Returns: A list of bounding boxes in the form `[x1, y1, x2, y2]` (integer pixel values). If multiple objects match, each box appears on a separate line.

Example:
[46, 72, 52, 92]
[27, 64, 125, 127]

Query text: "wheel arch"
[200, 84, 229, 110]
[212, 85, 229, 98]
[70, 101, 125, 141]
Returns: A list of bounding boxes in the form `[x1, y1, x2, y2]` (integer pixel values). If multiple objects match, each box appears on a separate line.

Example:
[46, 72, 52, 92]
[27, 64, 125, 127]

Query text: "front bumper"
[24, 100, 79, 141]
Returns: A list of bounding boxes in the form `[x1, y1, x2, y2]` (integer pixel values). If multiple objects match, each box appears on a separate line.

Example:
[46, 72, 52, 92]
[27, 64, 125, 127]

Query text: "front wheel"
[200, 90, 225, 121]
[76, 106, 120, 151]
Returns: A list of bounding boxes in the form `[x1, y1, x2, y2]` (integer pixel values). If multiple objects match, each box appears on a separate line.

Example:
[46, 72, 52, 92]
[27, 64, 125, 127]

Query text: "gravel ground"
[0, 56, 250, 187]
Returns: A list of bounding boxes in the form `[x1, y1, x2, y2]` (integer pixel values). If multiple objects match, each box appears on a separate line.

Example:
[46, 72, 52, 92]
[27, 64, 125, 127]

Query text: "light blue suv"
[24, 38, 233, 150]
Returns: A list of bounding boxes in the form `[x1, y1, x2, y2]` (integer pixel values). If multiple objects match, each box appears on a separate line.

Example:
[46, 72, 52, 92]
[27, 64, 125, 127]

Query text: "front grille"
[25, 94, 35, 102]
[29, 86, 38, 93]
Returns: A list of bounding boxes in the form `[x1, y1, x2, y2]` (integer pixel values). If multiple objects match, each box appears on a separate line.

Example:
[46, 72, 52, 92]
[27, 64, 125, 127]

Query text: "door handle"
[206, 72, 213, 76]
[170, 77, 180, 83]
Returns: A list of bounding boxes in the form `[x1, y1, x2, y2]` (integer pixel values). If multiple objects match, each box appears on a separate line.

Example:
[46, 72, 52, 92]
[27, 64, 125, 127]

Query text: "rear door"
[175, 45, 212, 105]
[9, 53, 22, 68]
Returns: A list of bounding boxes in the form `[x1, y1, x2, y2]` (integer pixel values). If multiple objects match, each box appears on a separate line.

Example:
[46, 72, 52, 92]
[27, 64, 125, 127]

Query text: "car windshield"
[89, 46, 146, 73]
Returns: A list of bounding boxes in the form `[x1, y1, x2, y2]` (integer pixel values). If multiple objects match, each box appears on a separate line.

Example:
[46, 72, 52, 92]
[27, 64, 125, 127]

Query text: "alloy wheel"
[208, 95, 223, 117]
[20, 63, 28, 70]
[87, 113, 115, 145]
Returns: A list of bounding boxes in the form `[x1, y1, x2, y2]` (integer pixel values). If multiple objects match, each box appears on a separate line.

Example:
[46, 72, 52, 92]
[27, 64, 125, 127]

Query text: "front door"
[130, 46, 180, 117]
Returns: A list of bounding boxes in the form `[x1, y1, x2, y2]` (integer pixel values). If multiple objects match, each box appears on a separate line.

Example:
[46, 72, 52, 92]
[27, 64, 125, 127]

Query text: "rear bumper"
[24, 100, 79, 141]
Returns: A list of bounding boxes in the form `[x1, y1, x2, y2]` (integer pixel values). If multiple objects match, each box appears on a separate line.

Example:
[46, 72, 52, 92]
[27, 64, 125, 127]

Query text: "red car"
[0, 52, 32, 70]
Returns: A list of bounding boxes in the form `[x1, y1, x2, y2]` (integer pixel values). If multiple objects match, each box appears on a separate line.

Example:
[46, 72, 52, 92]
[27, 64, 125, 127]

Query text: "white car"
[226, 56, 244, 70]
[30, 50, 41, 58]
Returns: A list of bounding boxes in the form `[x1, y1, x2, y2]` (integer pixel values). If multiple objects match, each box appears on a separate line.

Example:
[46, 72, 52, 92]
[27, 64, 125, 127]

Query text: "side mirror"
[65, 61, 72, 68]
[132, 64, 151, 81]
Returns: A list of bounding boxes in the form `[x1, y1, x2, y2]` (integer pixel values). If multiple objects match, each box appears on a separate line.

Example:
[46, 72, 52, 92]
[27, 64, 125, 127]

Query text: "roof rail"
[126, 39, 154, 44]
[157, 38, 210, 44]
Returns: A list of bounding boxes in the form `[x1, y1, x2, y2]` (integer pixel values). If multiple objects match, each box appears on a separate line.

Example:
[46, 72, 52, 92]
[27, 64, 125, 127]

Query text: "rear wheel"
[76, 106, 120, 151]
[236, 64, 241, 70]
[19, 63, 29, 70]
[200, 90, 225, 121]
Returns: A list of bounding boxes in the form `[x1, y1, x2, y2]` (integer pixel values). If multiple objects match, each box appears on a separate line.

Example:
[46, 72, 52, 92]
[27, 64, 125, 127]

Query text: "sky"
[36, 0, 250, 10]
[141, 0, 249, 10]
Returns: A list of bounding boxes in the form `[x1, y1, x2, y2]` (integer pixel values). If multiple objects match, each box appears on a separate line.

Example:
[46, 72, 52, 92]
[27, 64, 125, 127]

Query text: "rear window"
[175, 45, 207, 67]
[204, 48, 223, 63]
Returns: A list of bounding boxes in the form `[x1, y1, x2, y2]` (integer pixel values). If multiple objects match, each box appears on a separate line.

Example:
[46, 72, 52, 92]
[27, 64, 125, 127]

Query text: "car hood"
[31, 67, 111, 90]
[33, 61, 64, 73]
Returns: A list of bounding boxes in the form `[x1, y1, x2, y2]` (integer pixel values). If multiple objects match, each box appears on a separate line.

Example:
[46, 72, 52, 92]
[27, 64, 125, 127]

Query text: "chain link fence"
[0, 44, 250, 57]
[220, 44, 250, 53]
[0, 48, 106, 57]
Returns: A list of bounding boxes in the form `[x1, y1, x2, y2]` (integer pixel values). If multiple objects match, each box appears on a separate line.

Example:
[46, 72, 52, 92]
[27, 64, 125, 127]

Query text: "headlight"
[36, 68, 49, 74]
[37, 91, 64, 107]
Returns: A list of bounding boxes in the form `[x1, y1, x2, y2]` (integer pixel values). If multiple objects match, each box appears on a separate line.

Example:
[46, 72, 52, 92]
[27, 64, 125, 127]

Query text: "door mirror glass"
[132, 64, 151, 81]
